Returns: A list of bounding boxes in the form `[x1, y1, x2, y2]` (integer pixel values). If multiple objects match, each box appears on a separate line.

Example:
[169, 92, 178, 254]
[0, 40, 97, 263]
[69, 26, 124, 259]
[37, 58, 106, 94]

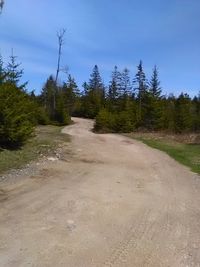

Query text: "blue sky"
[0, 0, 199, 96]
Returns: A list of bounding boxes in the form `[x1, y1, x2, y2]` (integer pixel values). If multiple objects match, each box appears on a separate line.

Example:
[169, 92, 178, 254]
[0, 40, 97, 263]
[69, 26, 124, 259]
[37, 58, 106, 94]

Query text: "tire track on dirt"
[103, 209, 152, 266]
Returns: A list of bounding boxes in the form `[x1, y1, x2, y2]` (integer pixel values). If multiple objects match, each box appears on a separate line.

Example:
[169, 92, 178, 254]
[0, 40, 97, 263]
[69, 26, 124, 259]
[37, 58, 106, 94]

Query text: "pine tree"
[134, 60, 147, 98]
[133, 60, 148, 125]
[0, 83, 36, 147]
[82, 65, 105, 118]
[6, 51, 27, 89]
[108, 66, 121, 100]
[120, 68, 132, 97]
[0, 54, 6, 85]
[66, 74, 80, 97]
[62, 74, 80, 115]
[174, 93, 192, 132]
[149, 65, 161, 98]
[160, 94, 176, 131]
[40, 75, 57, 121]
[55, 93, 70, 125]
[146, 65, 162, 129]
[192, 93, 200, 131]
[82, 81, 89, 95]
[107, 66, 121, 112]
[0, 55, 36, 148]
[117, 67, 133, 112]
[88, 65, 104, 92]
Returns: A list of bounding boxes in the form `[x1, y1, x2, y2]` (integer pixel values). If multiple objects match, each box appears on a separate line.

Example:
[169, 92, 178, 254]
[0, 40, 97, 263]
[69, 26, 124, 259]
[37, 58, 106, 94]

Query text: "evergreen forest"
[0, 53, 200, 148]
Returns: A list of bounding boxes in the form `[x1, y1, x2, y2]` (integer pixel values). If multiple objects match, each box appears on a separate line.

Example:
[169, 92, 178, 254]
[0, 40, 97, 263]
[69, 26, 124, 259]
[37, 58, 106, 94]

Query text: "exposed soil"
[0, 118, 200, 267]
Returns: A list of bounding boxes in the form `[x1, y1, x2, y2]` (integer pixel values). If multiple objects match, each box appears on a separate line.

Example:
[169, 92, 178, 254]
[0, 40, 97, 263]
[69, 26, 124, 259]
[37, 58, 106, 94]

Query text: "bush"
[35, 106, 50, 125]
[0, 83, 35, 147]
[94, 109, 115, 132]
[115, 111, 135, 132]
[95, 109, 135, 133]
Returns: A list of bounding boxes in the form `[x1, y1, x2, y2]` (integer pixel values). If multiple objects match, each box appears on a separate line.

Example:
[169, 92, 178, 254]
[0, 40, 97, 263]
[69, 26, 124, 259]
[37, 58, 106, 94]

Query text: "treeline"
[1, 53, 200, 148]
[39, 61, 200, 134]
[76, 62, 200, 133]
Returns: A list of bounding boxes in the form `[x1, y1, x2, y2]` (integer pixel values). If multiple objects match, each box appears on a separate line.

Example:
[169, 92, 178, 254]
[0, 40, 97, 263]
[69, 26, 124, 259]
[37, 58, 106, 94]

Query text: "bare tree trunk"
[54, 29, 66, 111]
[0, 0, 4, 13]
[55, 29, 66, 84]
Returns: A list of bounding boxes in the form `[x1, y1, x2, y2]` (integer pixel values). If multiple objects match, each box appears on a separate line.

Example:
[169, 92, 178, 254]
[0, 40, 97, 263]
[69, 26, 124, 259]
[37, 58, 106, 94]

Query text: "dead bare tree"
[55, 28, 66, 84]
[0, 0, 4, 13]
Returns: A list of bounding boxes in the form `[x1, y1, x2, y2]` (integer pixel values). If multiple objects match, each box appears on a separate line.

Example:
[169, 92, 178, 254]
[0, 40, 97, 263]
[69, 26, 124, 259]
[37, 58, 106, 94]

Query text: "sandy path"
[0, 117, 200, 267]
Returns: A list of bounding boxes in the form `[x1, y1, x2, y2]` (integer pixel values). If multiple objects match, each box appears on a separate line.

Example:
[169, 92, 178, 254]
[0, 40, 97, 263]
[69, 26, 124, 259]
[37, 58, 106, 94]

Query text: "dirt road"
[0, 118, 200, 267]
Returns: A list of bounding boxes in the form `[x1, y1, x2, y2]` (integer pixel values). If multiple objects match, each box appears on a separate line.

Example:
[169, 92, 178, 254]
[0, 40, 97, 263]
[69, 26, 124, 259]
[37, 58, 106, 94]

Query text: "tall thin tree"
[149, 65, 161, 98]
[54, 29, 66, 111]
[0, 0, 4, 13]
[55, 28, 66, 84]
[134, 60, 147, 121]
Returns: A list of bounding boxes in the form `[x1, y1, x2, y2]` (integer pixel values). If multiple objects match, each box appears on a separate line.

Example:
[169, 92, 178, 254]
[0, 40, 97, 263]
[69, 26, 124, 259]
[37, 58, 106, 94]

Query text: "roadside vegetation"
[0, 125, 70, 174]
[126, 133, 200, 174]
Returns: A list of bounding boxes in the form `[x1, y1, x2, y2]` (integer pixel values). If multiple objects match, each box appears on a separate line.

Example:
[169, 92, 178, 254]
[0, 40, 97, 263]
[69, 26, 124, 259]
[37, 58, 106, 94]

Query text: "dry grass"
[0, 125, 70, 175]
[126, 132, 200, 174]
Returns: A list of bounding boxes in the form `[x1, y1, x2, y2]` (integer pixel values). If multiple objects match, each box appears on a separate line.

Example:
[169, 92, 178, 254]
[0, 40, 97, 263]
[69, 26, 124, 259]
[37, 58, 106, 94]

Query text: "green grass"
[0, 125, 70, 174]
[127, 134, 200, 175]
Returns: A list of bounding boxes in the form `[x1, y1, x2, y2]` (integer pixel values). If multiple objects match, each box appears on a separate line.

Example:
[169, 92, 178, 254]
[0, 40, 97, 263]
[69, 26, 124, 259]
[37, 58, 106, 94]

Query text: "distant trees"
[36, 58, 200, 135]
[84, 61, 200, 134]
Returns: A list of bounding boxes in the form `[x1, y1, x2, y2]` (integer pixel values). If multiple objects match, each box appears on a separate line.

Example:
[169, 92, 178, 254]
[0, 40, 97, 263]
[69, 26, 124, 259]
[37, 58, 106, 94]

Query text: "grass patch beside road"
[0, 125, 70, 175]
[126, 133, 200, 175]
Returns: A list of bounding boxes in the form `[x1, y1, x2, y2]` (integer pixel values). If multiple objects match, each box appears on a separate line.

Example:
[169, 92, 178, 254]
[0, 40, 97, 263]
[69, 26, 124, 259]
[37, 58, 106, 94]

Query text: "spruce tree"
[134, 60, 147, 98]
[146, 65, 162, 129]
[160, 94, 176, 131]
[40, 75, 57, 121]
[149, 65, 161, 98]
[62, 74, 80, 115]
[133, 60, 148, 125]
[83, 65, 105, 118]
[192, 93, 200, 131]
[108, 66, 121, 101]
[0, 55, 35, 147]
[6, 51, 27, 89]
[174, 93, 192, 133]
[0, 54, 6, 85]
[120, 68, 132, 97]
[88, 65, 104, 92]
